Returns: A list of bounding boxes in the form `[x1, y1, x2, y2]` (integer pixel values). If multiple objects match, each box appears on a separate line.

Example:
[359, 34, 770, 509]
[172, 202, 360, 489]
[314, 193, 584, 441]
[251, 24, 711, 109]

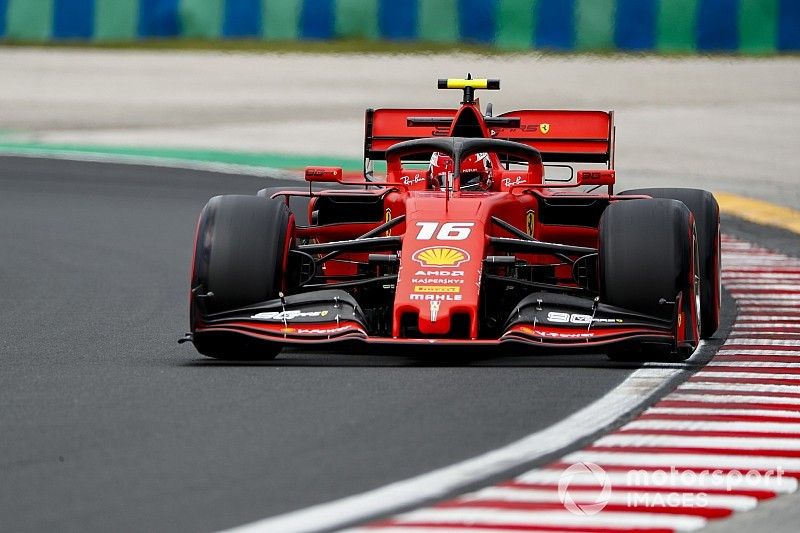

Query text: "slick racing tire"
[190, 194, 291, 360]
[599, 198, 699, 361]
[621, 188, 720, 338]
[257, 187, 311, 225]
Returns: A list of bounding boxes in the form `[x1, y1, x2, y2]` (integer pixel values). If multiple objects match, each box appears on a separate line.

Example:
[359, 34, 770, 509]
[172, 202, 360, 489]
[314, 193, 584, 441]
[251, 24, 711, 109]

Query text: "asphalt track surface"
[0, 156, 655, 532]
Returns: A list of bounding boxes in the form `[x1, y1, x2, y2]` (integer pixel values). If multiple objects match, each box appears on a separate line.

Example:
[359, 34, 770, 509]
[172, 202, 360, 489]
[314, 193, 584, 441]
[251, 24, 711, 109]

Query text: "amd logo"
[414, 270, 464, 277]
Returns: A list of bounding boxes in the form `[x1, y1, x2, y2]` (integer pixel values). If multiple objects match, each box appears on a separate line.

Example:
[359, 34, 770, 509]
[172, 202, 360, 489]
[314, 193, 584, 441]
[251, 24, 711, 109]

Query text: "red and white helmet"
[428, 152, 492, 191]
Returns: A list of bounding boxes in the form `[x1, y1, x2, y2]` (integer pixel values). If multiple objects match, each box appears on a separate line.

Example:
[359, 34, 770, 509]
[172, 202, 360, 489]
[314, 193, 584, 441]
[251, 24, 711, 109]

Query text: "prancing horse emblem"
[539, 123, 551, 134]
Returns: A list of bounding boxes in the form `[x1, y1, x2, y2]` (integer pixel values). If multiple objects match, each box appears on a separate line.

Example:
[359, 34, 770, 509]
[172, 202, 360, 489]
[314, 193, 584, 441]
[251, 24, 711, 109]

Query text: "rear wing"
[364, 108, 614, 166]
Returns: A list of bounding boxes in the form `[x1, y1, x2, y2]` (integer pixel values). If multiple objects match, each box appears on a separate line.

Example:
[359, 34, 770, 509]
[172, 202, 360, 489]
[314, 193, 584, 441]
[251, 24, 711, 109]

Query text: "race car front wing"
[188, 290, 682, 350]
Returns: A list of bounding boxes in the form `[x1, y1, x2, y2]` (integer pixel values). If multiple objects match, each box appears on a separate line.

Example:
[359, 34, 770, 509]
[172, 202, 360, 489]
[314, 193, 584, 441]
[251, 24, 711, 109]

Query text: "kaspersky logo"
[412, 247, 470, 267]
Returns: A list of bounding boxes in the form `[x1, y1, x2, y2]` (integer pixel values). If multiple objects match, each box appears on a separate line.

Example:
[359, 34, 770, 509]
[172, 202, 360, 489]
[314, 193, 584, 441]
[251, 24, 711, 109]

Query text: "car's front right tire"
[621, 188, 720, 338]
[599, 198, 700, 361]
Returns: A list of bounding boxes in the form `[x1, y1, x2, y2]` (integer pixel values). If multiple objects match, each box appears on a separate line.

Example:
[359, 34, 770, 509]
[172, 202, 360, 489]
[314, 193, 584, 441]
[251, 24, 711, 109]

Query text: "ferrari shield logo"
[526, 210, 535, 237]
[385, 208, 392, 236]
[539, 123, 550, 134]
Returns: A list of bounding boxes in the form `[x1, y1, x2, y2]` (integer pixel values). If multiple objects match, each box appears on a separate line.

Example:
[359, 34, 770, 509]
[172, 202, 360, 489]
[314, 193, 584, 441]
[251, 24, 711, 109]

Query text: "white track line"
[722, 272, 800, 280]
[564, 450, 800, 471]
[725, 283, 800, 292]
[716, 349, 800, 356]
[646, 407, 800, 419]
[732, 323, 800, 328]
[623, 419, 800, 434]
[679, 383, 800, 394]
[707, 361, 800, 368]
[670, 392, 800, 403]
[731, 331, 800, 336]
[737, 308, 800, 314]
[724, 339, 800, 346]
[460, 486, 757, 511]
[693, 372, 800, 380]
[595, 434, 800, 451]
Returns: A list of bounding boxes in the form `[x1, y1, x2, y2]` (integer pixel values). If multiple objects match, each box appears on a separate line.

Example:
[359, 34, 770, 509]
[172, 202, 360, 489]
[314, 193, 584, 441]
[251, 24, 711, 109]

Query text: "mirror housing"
[305, 166, 343, 183]
[577, 169, 615, 186]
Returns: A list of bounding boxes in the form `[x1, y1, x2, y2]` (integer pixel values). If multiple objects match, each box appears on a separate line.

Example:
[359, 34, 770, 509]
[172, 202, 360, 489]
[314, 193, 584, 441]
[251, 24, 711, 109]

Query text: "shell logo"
[412, 247, 470, 267]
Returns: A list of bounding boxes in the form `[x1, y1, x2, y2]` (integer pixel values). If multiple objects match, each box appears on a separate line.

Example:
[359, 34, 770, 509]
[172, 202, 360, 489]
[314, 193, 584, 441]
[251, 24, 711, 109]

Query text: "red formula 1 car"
[184, 78, 720, 361]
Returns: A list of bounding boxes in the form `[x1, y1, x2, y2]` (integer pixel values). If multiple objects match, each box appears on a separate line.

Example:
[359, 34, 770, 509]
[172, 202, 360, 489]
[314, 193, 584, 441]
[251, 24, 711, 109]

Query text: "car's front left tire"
[190, 194, 292, 360]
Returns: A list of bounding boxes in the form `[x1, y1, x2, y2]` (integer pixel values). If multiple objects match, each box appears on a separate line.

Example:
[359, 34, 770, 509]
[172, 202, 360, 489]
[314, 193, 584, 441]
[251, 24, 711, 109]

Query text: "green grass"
[3, 37, 791, 57]
[0, 38, 510, 55]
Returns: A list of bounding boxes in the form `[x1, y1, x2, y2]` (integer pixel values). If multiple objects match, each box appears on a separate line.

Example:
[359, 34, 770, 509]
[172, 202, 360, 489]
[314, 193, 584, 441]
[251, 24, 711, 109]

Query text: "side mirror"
[305, 166, 343, 183]
[577, 169, 615, 186]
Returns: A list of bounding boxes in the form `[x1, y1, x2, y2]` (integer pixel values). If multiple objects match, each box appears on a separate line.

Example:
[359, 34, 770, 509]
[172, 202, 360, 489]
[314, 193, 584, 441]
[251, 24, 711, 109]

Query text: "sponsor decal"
[526, 210, 535, 237]
[411, 278, 464, 284]
[520, 326, 594, 338]
[502, 176, 526, 188]
[401, 174, 425, 186]
[414, 285, 460, 294]
[295, 325, 355, 335]
[412, 247, 470, 268]
[410, 294, 463, 301]
[385, 208, 392, 236]
[518, 123, 552, 134]
[546, 312, 622, 325]
[251, 310, 330, 321]
[414, 270, 464, 277]
[429, 301, 441, 323]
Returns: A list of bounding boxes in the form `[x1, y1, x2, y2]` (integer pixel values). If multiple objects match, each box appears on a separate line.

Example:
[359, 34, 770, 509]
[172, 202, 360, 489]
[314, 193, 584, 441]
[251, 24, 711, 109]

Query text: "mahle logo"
[558, 462, 612, 516]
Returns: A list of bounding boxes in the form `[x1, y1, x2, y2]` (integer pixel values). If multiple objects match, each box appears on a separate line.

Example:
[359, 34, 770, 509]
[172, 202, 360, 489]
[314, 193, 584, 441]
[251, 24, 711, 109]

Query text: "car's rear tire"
[599, 198, 698, 361]
[190, 194, 291, 360]
[621, 188, 720, 338]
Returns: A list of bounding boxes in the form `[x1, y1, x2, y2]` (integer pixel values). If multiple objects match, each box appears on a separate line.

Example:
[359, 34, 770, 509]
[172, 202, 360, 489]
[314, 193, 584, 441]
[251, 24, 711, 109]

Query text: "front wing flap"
[501, 292, 674, 347]
[194, 290, 369, 343]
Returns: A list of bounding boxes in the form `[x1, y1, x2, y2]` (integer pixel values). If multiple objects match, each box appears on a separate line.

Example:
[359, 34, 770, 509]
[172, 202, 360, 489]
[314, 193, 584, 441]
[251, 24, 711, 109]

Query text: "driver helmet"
[428, 152, 493, 191]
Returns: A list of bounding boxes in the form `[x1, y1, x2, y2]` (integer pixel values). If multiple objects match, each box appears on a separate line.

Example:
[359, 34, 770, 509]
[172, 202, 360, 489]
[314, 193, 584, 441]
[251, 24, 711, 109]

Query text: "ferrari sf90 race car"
[184, 77, 720, 361]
